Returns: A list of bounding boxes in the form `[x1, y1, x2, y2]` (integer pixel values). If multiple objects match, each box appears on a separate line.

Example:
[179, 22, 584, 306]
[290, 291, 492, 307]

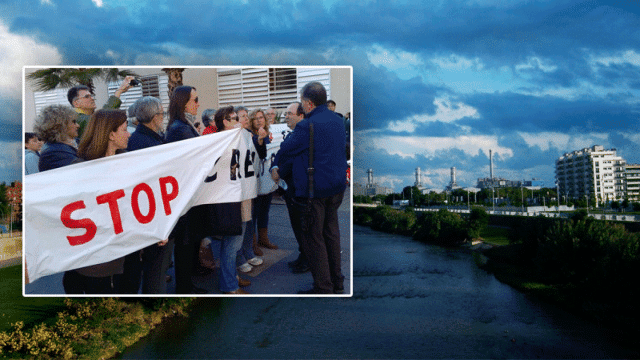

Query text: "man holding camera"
[67, 76, 136, 138]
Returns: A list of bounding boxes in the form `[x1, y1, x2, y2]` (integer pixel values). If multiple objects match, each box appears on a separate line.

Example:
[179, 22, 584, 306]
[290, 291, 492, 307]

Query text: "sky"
[1, 0, 640, 191]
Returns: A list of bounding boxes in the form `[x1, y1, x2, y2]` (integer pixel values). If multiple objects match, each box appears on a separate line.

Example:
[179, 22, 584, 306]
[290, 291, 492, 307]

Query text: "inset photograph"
[23, 66, 352, 297]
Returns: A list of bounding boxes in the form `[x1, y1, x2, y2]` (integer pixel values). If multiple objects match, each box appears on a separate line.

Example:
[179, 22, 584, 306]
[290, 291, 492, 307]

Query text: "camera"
[129, 79, 141, 86]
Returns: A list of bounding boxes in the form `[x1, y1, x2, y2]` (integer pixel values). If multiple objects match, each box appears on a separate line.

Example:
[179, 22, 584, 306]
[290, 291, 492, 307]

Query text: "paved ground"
[25, 191, 352, 296]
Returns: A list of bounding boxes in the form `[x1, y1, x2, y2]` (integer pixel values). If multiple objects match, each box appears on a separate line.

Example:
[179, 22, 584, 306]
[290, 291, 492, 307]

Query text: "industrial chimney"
[489, 149, 494, 179]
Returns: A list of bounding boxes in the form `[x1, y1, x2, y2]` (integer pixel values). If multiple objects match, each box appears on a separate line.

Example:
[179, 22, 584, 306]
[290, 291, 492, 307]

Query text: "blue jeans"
[212, 222, 245, 293]
[237, 219, 256, 266]
[255, 193, 273, 228]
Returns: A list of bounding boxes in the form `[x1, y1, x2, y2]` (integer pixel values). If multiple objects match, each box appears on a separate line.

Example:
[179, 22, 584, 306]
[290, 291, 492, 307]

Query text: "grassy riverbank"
[0, 264, 194, 359]
[0, 265, 66, 333]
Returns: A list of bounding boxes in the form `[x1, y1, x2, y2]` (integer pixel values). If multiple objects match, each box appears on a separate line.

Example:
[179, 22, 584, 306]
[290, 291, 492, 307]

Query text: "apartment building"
[556, 145, 627, 204]
[626, 164, 640, 202]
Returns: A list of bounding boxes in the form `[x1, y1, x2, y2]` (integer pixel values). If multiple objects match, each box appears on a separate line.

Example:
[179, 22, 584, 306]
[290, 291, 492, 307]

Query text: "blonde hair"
[34, 105, 77, 143]
[249, 109, 270, 135]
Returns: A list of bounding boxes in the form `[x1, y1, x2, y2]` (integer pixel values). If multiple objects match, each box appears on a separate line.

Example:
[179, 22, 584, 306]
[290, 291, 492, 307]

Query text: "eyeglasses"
[74, 94, 94, 102]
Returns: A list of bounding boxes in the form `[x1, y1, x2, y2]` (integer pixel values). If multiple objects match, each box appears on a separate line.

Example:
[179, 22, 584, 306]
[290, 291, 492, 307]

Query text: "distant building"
[445, 167, 461, 191]
[556, 145, 626, 204]
[523, 179, 545, 188]
[476, 177, 521, 189]
[354, 168, 393, 196]
[626, 164, 640, 202]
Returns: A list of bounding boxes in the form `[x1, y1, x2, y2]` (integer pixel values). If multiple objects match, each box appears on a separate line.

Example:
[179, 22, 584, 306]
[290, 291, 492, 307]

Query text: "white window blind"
[33, 87, 69, 118]
[217, 67, 331, 112]
[108, 73, 169, 115]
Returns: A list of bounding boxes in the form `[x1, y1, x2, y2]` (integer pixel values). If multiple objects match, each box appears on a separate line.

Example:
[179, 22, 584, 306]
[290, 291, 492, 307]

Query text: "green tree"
[468, 207, 489, 239]
[27, 68, 138, 96]
[611, 200, 620, 212]
[414, 209, 467, 245]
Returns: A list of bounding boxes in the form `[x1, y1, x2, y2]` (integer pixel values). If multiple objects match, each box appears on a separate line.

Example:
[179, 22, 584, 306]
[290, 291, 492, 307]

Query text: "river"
[118, 225, 638, 359]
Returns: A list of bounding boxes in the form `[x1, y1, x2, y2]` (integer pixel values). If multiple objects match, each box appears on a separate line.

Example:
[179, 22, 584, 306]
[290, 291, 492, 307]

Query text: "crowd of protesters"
[26, 78, 349, 295]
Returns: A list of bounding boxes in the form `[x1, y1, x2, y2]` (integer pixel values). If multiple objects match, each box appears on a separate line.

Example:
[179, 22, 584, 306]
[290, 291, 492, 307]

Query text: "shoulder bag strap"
[308, 121, 314, 199]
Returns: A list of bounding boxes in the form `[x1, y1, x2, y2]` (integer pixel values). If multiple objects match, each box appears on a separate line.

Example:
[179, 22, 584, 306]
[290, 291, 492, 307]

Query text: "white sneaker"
[238, 263, 252, 273]
[247, 257, 263, 266]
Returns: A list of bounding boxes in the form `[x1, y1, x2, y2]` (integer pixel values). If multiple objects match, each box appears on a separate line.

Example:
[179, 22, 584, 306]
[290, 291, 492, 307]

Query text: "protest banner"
[258, 123, 290, 194]
[24, 128, 267, 283]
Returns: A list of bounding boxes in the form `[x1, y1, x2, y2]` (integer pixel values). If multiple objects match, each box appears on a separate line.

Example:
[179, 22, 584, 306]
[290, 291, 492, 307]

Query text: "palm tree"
[161, 68, 185, 98]
[26, 68, 139, 95]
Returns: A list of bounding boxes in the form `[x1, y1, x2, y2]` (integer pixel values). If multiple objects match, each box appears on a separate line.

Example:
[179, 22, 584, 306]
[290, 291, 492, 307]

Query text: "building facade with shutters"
[24, 67, 352, 132]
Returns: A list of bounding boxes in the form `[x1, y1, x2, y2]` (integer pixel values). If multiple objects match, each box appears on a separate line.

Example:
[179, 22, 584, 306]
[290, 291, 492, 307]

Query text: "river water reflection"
[119, 225, 638, 359]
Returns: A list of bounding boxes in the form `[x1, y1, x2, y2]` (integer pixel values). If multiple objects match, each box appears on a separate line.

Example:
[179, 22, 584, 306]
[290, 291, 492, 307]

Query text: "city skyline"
[0, 1, 639, 190]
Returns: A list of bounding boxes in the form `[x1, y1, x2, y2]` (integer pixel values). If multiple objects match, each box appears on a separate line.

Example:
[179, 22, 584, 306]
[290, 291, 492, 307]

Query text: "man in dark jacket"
[275, 101, 309, 273]
[271, 82, 348, 294]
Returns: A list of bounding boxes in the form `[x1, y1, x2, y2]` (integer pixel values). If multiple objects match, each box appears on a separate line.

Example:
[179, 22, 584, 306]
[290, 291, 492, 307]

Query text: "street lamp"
[492, 187, 495, 212]
[521, 180, 524, 213]
[467, 189, 470, 209]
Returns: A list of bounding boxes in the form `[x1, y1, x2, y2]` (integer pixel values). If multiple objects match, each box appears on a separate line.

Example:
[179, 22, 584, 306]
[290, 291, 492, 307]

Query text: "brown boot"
[258, 228, 278, 249]
[252, 233, 263, 256]
[237, 275, 251, 288]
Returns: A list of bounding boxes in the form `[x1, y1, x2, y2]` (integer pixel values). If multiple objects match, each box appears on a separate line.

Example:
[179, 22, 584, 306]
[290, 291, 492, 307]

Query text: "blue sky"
[1, 0, 639, 190]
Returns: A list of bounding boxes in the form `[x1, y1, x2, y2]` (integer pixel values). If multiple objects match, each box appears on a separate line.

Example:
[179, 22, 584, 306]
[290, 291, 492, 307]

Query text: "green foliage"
[571, 209, 589, 222]
[534, 219, 640, 294]
[611, 201, 620, 211]
[370, 206, 416, 236]
[354, 206, 375, 226]
[507, 216, 558, 258]
[0, 297, 193, 358]
[26, 68, 139, 94]
[413, 209, 467, 246]
[353, 195, 372, 204]
[468, 207, 489, 239]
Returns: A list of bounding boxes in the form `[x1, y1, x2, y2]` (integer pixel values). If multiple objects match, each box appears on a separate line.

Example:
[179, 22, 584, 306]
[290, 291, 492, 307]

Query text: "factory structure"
[353, 168, 393, 196]
[355, 148, 544, 199]
[412, 149, 543, 194]
[476, 149, 544, 189]
[356, 145, 639, 207]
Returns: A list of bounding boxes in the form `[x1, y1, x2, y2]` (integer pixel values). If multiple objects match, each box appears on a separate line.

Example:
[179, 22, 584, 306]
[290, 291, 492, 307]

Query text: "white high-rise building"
[556, 145, 626, 205]
[625, 164, 640, 202]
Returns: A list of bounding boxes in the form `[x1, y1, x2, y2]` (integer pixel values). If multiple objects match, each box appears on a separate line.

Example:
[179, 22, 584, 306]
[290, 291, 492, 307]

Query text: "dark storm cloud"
[459, 92, 640, 135]
[0, 98, 22, 142]
[353, 64, 439, 131]
[6, 0, 636, 67]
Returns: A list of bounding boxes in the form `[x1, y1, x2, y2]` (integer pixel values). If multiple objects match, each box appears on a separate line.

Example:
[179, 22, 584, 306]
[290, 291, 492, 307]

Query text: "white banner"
[25, 128, 265, 283]
[258, 123, 290, 195]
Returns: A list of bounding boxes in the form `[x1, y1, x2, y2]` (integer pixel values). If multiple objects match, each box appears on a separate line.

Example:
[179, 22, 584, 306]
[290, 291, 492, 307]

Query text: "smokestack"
[367, 168, 373, 186]
[451, 167, 456, 184]
[490, 149, 494, 179]
[415, 167, 421, 186]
